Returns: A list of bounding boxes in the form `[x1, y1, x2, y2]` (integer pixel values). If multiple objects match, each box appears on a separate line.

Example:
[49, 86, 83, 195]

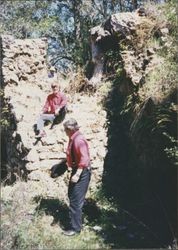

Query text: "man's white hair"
[63, 118, 79, 131]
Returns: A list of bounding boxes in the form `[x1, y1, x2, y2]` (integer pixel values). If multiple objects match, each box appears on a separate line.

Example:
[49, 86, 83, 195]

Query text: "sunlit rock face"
[89, 9, 167, 89]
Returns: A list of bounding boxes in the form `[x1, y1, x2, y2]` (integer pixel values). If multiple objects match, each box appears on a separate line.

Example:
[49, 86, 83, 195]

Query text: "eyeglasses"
[51, 85, 57, 89]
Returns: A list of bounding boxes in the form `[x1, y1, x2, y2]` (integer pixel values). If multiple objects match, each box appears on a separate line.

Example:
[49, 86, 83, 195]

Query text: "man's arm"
[58, 93, 67, 109]
[77, 139, 89, 169]
[70, 139, 89, 183]
[42, 96, 50, 113]
[55, 93, 67, 115]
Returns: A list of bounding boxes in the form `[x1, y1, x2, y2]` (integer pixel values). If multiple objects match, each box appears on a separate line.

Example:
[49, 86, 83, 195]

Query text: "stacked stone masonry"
[1, 35, 107, 201]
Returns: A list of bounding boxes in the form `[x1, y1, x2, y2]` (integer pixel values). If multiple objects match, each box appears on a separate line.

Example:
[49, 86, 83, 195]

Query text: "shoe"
[62, 230, 80, 236]
[35, 131, 46, 138]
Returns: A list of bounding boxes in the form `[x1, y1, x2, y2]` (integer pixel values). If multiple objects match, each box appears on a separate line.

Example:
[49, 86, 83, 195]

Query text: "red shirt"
[66, 131, 90, 169]
[43, 92, 67, 114]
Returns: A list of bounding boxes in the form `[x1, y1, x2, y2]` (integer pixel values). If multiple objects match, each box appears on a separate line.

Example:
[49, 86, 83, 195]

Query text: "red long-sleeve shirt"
[43, 92, 67, 114]
[66, 131, 90, 169]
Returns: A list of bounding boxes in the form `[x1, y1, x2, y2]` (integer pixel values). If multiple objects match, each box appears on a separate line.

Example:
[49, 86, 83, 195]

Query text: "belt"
[71, 164, 91, 170]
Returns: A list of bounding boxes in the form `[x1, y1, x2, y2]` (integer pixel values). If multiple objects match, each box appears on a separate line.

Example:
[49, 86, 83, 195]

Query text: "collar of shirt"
[70, 130, 80, 142]
[51, 91, 60, 97]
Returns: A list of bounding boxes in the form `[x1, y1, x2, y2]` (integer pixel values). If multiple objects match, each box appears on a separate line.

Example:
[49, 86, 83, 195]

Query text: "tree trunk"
[119, 0, 123, 11]
[132, 0, 138, 10]
[72, 0, 81, 40]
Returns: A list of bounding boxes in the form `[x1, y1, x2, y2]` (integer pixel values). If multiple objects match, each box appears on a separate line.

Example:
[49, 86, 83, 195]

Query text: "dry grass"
[65, 67, 90, 94]
[1, 180, 108, 249]
[144, 0, 167, 27]
[134, 18, 157, 51]
[138, 56, 177, 104]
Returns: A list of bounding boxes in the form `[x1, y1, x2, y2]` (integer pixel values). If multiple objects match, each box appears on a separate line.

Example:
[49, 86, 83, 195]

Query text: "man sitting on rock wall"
[35, 82, 67, 138]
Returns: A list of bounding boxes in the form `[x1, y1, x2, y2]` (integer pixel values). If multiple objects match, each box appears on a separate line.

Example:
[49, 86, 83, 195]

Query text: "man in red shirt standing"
[63, 118, 91, 236]
[35, 83, 67, 138]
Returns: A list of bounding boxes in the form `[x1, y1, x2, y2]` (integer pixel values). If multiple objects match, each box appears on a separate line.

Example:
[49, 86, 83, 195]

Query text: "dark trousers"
[51, 107, 66, 128]
[68, 167, 91, 232]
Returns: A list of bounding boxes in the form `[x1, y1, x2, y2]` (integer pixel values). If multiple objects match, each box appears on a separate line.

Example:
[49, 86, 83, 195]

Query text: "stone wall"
[1, 36, 50, 182]
[89, 10, 168, 90]
[1, 35, 107, 201]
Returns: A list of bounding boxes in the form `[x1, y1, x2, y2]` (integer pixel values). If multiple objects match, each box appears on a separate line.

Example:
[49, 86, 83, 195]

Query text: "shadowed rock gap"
[0, 37, 30, 184]
[102, 67, 177, 248]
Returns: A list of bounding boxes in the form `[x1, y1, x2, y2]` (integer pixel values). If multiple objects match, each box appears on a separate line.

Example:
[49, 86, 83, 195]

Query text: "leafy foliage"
[0, 90, 10, 129]
[0, 0, 164, 72]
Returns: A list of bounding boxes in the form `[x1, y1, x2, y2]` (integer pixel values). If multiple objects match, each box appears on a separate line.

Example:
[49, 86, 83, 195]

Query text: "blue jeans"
[37, 114, 55, 131]
[68, 167, 91, 232]
[36, 107, 66, 131]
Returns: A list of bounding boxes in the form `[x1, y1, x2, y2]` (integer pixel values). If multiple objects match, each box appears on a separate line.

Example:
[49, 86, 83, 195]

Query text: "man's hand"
[55, 108, 60, 116]
[70, 169, 82, 183]
[71, 173, 80, 183]
[67, 169, 72, 180]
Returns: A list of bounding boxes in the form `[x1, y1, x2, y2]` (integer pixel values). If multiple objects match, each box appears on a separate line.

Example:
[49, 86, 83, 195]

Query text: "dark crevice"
[0, 38, 29, 184]
[101, 66, 177, 248]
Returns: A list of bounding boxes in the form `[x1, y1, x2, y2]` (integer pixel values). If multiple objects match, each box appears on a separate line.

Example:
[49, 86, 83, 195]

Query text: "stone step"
[26, 159, 65, 171]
